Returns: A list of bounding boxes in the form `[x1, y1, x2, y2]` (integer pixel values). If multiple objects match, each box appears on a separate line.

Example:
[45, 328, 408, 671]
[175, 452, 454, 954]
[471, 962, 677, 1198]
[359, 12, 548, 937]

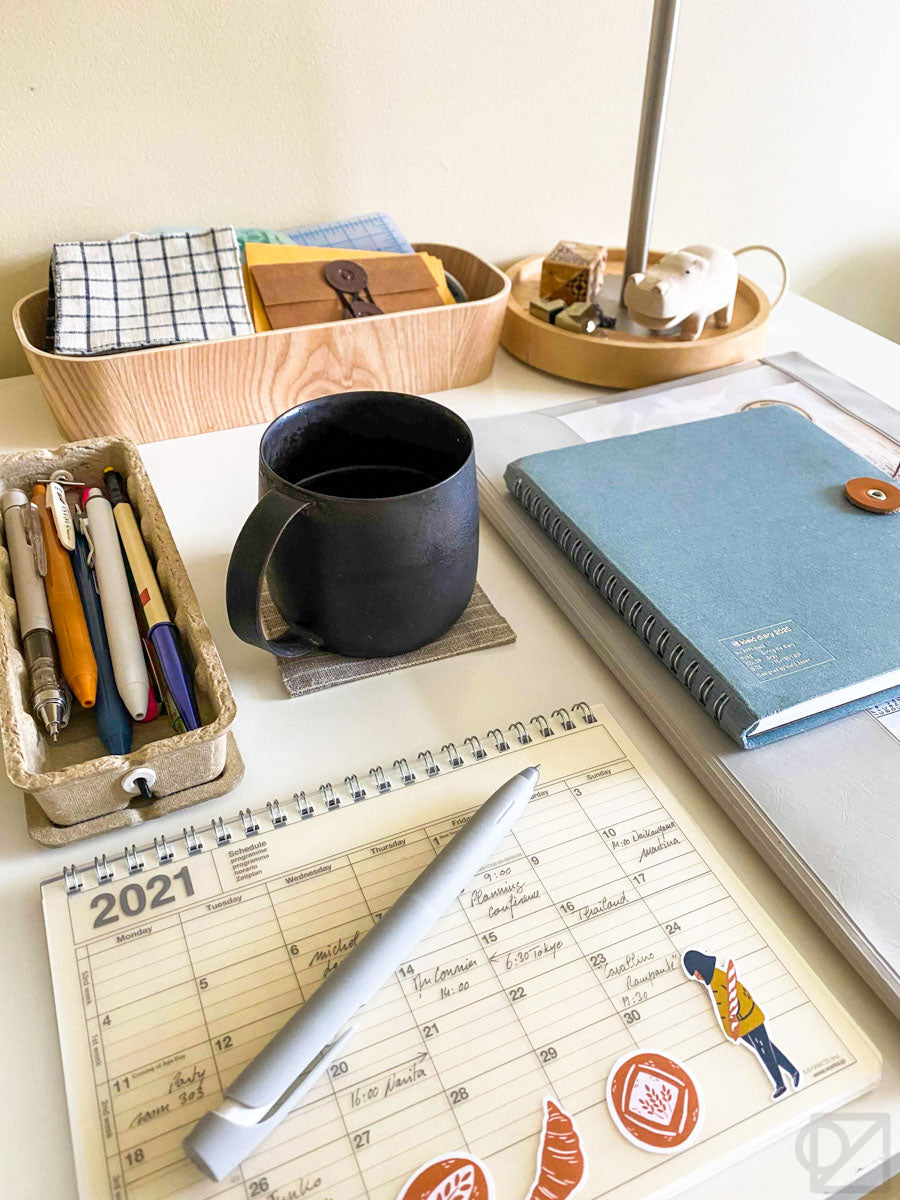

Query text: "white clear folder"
[472, 353, 900, 1014]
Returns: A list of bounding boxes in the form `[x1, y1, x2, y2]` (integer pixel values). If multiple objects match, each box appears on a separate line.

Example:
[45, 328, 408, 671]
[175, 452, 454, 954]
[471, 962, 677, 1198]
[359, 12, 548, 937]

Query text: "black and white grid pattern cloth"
[50, 226, 253, 356]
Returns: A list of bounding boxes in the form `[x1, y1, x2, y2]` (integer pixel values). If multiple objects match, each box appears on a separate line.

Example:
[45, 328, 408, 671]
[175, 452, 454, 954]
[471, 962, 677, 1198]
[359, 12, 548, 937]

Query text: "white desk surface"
[1, 293, 898, 1200]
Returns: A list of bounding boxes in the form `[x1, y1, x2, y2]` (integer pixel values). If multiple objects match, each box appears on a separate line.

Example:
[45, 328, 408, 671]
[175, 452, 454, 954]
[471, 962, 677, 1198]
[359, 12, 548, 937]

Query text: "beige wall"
[2, 0, 899, 379]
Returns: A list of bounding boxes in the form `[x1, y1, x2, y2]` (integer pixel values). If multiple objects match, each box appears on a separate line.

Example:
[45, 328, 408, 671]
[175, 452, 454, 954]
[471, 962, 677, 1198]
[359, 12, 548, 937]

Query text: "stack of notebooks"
[473, 353, 900, 1012]
[503, 403, 900, 747]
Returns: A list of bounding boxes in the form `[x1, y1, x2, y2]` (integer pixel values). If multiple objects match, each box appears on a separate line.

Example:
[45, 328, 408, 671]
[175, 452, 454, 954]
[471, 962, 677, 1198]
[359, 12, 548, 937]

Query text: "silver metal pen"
[184, 763, 540, 1180]
[1, 488, 69, 740]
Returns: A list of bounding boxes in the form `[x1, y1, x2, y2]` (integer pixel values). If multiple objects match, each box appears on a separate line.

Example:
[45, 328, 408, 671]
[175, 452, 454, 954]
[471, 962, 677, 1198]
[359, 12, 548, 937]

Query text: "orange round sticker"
[606, 1050, 704, 1154]
[397, 1155, 493, 1200]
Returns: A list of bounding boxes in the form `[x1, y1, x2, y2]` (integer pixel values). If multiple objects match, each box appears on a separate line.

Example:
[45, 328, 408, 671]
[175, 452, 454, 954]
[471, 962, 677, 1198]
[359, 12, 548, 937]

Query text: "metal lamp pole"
[620, 0, 681, 303]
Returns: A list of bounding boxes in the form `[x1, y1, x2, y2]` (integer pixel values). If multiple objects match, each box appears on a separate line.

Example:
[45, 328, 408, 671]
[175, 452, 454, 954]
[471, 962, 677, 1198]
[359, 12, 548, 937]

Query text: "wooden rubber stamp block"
[529, 297, 566, 323]
[555, 302, 599, 333]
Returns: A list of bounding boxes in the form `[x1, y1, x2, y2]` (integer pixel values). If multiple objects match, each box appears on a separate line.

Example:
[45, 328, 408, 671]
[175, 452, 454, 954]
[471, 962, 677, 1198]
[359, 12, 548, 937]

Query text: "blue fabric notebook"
[505, 406, 900, 747]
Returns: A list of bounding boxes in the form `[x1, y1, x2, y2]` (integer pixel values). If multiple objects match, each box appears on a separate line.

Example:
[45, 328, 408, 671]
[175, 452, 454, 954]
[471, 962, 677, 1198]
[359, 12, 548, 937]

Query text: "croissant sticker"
[396, 1098, 586, 1200]
[396, 1155, 494, 1200]
[526, 1096, 587, 1200]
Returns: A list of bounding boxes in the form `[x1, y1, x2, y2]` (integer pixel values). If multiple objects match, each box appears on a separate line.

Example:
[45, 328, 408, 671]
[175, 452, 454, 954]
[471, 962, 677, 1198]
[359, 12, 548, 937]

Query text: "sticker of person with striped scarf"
[682, 950, 802, 1101]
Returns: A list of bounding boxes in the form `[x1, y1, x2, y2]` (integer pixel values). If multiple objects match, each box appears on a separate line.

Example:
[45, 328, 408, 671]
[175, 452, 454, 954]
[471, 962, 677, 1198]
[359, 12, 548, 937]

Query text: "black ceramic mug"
[226, 391, 479, 658]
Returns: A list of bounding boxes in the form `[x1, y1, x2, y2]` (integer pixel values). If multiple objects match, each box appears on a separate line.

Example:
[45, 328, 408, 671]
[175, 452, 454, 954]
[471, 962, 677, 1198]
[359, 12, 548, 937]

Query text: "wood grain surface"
[501, 248, 771, 390]
[14, 244, 510, 443]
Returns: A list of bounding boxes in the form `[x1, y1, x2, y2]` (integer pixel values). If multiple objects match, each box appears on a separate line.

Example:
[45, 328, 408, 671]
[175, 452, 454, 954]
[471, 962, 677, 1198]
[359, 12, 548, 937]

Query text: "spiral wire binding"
[551, 707, 576, 731]
[320, 783, 340, 809]
[64, 864, 83, 894]
[393, 758, 416, 785]
[464, 735, 487, 760]
[184, 826, 203, 854]
[510, 474, 733, 729]
[295, 791, 315, 818]
[344, 775, 367, 801]
[369, 766, 391, 793]
[154, 835, 174, 864]
[268, 800, 289, 825]
[58, 702, 600, 889]
[417, 751, 441, 776]
[124, 845, 143, 873]
[441, 743, 464, 768]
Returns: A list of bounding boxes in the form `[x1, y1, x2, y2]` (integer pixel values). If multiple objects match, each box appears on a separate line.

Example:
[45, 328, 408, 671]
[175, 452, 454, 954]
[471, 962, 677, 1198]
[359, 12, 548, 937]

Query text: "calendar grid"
[342, 850, 471, 1188]
[44, 713, 869, 1200]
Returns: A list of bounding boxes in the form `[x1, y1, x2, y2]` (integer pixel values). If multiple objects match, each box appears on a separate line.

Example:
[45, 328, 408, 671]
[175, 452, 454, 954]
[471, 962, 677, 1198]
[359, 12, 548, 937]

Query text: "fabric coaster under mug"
[261, 582, 515, 698]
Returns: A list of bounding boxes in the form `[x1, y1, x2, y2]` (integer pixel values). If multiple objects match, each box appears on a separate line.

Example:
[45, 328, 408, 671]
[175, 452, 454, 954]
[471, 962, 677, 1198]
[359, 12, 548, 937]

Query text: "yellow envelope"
[244, 243, 453, 331]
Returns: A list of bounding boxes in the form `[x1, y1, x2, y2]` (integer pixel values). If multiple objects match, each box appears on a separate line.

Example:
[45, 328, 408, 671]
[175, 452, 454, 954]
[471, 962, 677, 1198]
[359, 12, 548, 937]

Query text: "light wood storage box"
[0, 437, 243, 845]
[13, 243, 510, 444]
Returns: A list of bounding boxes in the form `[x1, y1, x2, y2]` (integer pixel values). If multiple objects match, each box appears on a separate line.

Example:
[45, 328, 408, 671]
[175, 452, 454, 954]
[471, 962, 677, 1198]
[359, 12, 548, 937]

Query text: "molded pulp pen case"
[0, 436, 241, 844]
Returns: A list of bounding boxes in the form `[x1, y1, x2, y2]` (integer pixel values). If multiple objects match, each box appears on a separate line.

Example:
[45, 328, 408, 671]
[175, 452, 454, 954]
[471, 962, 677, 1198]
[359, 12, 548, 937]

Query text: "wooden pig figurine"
[624, 244, 738, 340]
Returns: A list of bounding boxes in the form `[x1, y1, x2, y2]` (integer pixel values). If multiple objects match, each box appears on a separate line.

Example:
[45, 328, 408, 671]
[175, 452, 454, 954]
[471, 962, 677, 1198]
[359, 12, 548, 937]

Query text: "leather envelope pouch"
[250, 254, 442, 328]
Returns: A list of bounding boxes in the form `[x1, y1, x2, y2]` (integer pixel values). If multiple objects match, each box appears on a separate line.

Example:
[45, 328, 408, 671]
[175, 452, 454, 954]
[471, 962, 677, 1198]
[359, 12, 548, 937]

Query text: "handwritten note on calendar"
[41, 709, 876, 1200]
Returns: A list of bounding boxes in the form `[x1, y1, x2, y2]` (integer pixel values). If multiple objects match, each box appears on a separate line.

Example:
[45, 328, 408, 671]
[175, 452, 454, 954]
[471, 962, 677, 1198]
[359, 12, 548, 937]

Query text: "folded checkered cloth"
[49, 226, 253, 356]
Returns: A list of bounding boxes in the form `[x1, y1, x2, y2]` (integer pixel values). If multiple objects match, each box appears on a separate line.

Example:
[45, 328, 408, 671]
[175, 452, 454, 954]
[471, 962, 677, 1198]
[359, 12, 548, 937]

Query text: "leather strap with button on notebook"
[250, 253, 442, 329]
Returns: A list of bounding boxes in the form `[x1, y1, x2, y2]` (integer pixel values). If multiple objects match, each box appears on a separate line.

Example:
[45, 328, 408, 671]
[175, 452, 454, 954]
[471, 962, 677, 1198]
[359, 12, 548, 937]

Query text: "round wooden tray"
[501, 247, 772, 389]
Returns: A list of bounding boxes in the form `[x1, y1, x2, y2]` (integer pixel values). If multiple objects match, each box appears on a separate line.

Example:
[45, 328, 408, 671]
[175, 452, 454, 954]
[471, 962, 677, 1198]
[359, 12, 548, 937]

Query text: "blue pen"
[70, 506, 132, 755]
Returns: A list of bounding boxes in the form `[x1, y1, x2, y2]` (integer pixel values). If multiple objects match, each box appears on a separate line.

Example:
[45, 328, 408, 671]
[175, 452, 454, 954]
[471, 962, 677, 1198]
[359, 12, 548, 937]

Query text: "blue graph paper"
[281, 212, 414, 255]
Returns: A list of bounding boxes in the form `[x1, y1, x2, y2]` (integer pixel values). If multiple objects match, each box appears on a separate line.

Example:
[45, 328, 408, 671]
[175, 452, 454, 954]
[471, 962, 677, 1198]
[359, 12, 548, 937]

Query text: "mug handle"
[226, 490, 319, 658]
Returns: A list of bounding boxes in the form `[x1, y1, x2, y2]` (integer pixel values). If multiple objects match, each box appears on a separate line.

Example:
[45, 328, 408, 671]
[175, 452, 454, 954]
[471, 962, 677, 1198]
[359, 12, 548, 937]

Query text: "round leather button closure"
[844, 476, 900, 513]
[323, 260, 369, 291]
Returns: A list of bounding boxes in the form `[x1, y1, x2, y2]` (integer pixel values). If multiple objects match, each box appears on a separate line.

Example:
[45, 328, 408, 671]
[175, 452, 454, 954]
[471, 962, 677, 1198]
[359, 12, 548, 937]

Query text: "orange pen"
[32, 484, 98, 708]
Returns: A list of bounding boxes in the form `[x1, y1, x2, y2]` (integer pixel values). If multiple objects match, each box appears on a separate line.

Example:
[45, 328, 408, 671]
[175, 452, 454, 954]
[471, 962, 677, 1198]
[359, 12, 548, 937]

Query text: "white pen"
[84, 487, 149, 721]
[184, 763, 540, 1180]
